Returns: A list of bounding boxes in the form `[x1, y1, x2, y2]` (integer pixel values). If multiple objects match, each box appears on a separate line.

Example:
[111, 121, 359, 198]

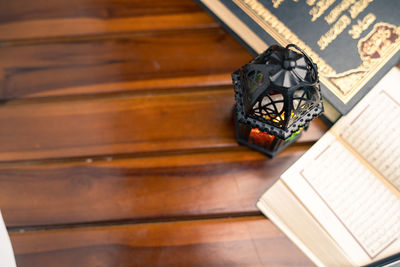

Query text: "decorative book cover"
[196, 0, 400, 114]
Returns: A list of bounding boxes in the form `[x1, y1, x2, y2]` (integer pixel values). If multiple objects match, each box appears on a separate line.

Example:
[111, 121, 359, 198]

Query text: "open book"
[257, 68, 400, 267]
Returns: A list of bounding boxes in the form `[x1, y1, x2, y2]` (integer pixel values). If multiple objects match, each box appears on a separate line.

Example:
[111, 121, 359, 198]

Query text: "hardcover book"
[196, 0, 400, 116]
[257, 68, 400, 266]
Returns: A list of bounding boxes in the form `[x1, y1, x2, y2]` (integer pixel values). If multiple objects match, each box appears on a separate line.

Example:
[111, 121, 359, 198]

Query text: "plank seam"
[0, 84, 233, 106]
[7, 212, 265, 233]
[0, 142, 314, 167]
[0, 24, 221, 48]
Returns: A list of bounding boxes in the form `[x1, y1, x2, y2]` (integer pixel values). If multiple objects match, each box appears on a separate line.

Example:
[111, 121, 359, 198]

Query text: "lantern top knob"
[282, 59, 296, 70]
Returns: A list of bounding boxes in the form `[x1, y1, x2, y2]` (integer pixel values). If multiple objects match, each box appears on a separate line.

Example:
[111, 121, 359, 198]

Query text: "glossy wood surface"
[10, 217, 311, 267]
[0, 0, 217, 41]
[0, 0, 326, 266]
[0, 89, 326, 161]
[1, 145, 310, 227]
[0, 28, 250, 99]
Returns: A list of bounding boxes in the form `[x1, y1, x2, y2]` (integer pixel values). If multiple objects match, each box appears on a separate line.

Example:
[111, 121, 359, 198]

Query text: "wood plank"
[10, 216, 313, 266]
[0, 0, 216, 41]
[0, 28, 251, 100]
[0, 89, 328, 162]
[1, 145, 310, 227]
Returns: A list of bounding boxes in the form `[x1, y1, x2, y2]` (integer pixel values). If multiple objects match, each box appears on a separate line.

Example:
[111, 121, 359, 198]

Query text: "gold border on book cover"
[233, 0, 400, 104]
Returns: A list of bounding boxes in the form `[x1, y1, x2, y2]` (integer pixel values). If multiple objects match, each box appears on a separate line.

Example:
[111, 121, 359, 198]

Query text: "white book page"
[281, 68, 400, 266]
[332, 68, 400, 192]
[0, 211, 16, 267]
[282, 133, 400, 266]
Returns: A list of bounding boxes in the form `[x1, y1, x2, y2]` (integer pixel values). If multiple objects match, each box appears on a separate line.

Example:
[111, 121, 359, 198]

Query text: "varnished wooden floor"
[0, 1, 329, 266]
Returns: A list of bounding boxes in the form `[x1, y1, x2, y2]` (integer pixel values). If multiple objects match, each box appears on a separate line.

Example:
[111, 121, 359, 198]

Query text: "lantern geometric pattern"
[233, 44, 324, 157]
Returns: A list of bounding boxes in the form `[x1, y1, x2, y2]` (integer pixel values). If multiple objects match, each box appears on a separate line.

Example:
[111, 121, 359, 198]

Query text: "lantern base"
[234, 112, 302, 158]
[236, 134, 301, 158]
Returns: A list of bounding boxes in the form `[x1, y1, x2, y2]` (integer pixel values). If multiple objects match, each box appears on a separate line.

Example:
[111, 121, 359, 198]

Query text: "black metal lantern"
[232, 44, 324, 157]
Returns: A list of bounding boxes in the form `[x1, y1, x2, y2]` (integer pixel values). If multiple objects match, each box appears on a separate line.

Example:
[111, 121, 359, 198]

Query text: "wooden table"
[0, 1, 329, 266]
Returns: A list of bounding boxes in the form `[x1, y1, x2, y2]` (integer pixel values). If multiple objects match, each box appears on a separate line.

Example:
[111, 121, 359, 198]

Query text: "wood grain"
[1, 145, 311, 227]
[10, 216, 313, 267]
[0, 88, 328, 162]
[0, 0, 216, 41]
[0, 28, 251, 100]
[0, 2, 334, 266]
